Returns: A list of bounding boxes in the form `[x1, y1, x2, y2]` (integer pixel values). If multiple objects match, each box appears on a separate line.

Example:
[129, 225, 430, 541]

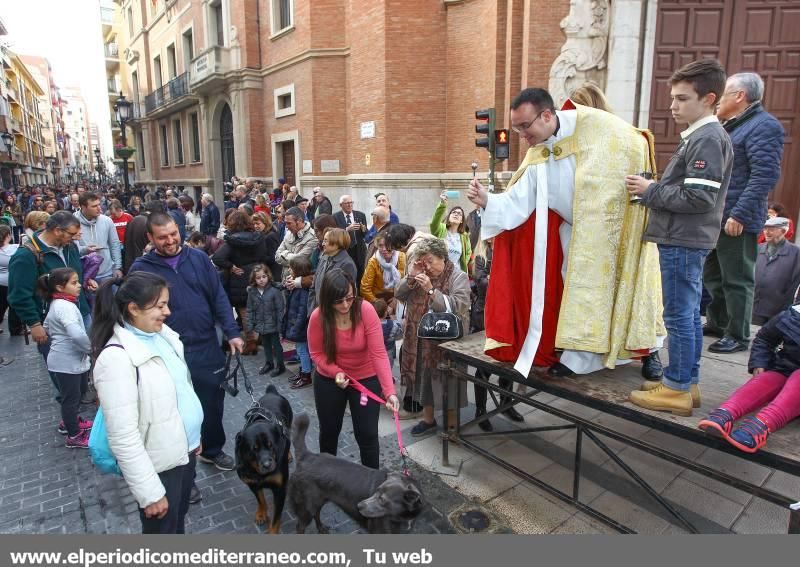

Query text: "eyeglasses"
[512, 110, 546, 133]
[722, 89, 743, 98]
[62, 229, 80, 238]
[333, 295, 356, 305]
[341, 201, 353, 205]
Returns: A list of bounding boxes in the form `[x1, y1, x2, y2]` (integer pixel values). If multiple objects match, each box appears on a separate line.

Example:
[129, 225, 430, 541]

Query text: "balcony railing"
[131, 101, 146, 120]
[105, 43, 119, 58]
[144, 72, 190, 113]
[107, 77, 121, 94]
[190, 46, 231, 88]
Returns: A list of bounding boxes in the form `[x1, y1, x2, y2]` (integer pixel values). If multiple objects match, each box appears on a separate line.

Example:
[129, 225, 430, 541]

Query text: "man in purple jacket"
[131, 212, 244, 500]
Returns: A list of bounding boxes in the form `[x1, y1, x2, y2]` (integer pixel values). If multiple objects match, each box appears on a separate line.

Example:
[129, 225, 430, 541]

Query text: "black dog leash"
[220, 352, 257, 405]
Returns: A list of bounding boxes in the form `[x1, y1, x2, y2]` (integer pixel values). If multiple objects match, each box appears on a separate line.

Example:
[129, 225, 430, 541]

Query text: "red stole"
[484, 209, 564, 368]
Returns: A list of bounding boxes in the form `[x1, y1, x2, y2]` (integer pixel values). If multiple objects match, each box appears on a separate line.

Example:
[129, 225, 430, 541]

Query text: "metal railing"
[107, 77, 120, 94]
[144, 72, 190, 113]
[105, 43, 119, 58]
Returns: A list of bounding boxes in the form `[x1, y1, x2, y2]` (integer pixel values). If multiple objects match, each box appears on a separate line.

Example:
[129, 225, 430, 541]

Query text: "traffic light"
[475, 108, 496, 154]
[494, 129, 509, 160]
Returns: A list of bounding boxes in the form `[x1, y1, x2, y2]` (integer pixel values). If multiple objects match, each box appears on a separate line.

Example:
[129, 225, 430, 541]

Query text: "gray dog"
[289, 413, 424, 534]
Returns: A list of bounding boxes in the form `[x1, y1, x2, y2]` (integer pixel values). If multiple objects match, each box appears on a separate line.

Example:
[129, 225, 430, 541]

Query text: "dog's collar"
[244, 405, 289, 439]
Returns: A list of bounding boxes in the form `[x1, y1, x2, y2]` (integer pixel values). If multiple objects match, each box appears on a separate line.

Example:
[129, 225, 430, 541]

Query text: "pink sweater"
[308, 301, 396, 398]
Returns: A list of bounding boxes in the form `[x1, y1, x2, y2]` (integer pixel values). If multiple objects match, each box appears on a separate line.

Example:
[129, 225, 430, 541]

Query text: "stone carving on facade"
[548, 0, 610, 108]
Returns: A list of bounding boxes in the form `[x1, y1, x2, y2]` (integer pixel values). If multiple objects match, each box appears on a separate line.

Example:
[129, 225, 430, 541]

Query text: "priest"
[466, 88, 665, 378]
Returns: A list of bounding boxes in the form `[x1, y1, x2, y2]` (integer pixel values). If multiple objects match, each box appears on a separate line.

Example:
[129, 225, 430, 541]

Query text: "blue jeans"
[295, 341, 312, 373]
[658, 245, 710, 391]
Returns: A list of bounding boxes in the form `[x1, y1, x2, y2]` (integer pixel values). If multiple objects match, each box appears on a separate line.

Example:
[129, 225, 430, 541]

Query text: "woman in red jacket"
[308, 268, 399, 469]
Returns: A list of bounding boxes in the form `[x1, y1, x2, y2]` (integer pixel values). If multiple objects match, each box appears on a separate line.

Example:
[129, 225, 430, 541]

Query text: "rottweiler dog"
[235, 384, 293, 533]
[289, 413, 424, 534]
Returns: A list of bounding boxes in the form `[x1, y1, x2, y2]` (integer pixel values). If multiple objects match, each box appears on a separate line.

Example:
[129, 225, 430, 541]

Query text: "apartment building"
[1, 47, 48, 188]
[18, 55, 65, 184]
[102, 0, 134, 185]
[60, 87, 93, 183]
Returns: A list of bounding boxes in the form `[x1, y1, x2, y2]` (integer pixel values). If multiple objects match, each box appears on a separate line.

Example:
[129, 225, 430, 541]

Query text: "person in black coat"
[333, 194, 368, 285]
[200, 193, 221, 236]
[699, 305, 800, 453]
[252, 211, 282, 283]
[211, 211, 271, 354]
[123, 201, 165, 273]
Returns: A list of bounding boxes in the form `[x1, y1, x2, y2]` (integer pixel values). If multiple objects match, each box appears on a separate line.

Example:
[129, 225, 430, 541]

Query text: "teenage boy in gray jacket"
[625, 59, 733, 417]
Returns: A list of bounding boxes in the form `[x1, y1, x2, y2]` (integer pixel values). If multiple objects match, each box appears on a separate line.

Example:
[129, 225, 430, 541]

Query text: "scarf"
[767, 239, 786, 261]
[375, 250, 401, 290]
[51, 293, 78, 304]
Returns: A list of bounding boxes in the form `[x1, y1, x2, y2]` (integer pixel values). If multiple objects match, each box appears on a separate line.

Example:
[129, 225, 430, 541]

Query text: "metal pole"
[120, 121, 130, 191]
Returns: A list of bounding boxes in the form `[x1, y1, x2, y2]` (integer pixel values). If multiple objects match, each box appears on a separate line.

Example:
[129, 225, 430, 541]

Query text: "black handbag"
[417, 295, 463, 340]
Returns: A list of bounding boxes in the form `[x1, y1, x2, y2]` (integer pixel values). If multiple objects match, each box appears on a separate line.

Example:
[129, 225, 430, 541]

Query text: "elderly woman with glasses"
[395, 237, 470, 435]
[307, 269, 399, 468]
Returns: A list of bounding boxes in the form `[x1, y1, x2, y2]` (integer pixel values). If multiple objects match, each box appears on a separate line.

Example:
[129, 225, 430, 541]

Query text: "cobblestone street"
[0, 335, 480, 534]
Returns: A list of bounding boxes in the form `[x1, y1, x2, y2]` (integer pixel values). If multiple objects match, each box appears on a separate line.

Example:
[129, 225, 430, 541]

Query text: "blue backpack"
[88, 344, 139, 476]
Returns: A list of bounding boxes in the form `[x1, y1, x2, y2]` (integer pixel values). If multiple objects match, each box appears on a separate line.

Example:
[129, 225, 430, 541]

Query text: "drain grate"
[457, 509, 491, 533]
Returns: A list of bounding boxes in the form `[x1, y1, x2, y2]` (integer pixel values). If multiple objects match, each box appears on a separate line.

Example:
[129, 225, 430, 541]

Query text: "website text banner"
[0, 535, 792, 567]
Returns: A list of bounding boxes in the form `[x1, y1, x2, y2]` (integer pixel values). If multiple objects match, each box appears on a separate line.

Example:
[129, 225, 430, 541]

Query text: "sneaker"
[290, 372, 312, 389]
[727, 416, 770, 453]
[65, 429, 90, 449]
[411, 419, 438, 437]
[197, 451, 235, 471]
[57, 416, 94, 435]
[698, 408, 734, 439]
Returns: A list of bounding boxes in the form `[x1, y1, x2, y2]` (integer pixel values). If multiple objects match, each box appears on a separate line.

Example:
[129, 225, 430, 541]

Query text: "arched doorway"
[219, 103, 235, 185]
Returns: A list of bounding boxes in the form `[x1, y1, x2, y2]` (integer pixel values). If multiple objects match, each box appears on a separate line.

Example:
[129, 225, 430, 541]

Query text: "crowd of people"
[0, 59, 799, 533]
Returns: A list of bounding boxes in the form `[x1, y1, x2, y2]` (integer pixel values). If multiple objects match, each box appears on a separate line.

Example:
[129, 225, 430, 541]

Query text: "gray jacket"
[75, 211, 122, 278]
[245, 284, 285, 334]
[276, 222, 318, 281]
[754, 241, 800, 322]
[641, 116, 733, 249]
[43, 299, 91, 374]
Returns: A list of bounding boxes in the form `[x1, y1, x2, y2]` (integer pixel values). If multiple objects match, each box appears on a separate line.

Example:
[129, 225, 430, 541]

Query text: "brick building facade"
[118, 0, 582, 225]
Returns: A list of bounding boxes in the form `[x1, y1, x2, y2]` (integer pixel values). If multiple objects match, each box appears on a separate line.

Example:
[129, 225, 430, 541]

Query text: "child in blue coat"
[283, 256, 313, 388]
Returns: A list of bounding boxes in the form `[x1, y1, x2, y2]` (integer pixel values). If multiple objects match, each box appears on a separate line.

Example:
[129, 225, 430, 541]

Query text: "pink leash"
[345, 376, 411, 475]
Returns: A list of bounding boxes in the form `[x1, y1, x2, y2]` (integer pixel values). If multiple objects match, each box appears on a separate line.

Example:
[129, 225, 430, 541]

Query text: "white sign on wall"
[302, 160, 313, 174]
[320, 160, 340, 173]
[360, 121, 376, 139]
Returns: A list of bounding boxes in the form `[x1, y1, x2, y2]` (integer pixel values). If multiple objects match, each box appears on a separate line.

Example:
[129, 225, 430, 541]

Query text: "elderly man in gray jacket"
[74, 191, 122, 281]
[276, 206, 319, 282]
[753, 216, 800, 325]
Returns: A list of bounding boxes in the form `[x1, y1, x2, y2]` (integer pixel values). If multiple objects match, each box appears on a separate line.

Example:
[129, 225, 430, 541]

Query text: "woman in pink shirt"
[308, 269, 400, 469]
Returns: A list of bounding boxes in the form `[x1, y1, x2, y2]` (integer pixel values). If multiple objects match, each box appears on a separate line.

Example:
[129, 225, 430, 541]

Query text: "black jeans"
[473, 369, 515, 412]
[139, 453, 196, 534]
[261, 332, 283, 367]
[0, 285, 23, 333]
[314, 373, 382, 469]
[54, 372, 88, 436]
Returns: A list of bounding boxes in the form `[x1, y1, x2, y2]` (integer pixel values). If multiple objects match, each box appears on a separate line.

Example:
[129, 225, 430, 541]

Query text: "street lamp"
[2, 131, 16, 189]
[1, 131, 13, 159]
[114, 92, 132, 192]
[94, 147, 103, 184]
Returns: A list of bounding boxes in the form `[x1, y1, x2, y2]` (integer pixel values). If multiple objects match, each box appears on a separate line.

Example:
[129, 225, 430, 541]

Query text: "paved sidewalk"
[0, 331, 796, 534]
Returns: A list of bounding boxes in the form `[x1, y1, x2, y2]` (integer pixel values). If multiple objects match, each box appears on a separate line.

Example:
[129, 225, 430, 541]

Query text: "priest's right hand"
[467, 178, 488, 209]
